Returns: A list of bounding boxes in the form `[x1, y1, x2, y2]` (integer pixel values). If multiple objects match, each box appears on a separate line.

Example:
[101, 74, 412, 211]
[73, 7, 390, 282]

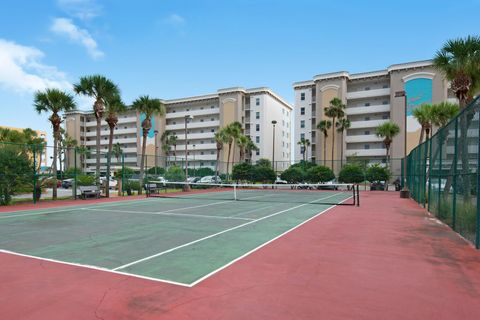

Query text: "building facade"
[65, 87, 292, 173]
[293, 60, 455, 175]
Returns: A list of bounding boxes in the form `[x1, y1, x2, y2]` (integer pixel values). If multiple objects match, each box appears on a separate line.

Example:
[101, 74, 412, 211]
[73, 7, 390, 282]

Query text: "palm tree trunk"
[340, 131, 344, 167]
[226, 142, 232, 179]
[139, 133, 147, 195]
[95, 116, 102, 183]
[419, 127, 425, 145]
[323, 138, 327, 166]
[52, 131, 58, 200]
[173, 145, 177, 166]
[386, 144, 390, 191]
[331, 116, 336, 170]
[215, 148, 221, 178]
[58, 141, 62, 178]
[106, 126, 114, 198]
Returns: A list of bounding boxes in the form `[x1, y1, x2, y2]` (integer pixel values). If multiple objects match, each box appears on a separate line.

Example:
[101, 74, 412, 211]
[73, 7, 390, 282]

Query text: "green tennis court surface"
[0, 189, 352, 286]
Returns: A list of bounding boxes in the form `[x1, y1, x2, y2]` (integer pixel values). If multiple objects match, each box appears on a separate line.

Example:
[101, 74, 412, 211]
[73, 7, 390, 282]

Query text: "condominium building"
[64, 87, 292, 173]
[293, 60, 455, 174]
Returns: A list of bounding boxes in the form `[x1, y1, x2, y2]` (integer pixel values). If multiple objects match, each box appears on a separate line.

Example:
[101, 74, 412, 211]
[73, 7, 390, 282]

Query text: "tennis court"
[0, 185, 355, 286]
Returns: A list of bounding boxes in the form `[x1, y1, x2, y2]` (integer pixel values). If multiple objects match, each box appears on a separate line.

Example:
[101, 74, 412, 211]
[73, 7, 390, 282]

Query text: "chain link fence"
[406, 96, 480, 249]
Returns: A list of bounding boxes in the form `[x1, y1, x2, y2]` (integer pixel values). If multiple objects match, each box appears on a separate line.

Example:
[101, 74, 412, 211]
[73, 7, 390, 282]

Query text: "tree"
[160, 131, 172, 165]
[224, 122, 242, 178]
[412, 104, 433, 144]
[232, 162, 254, 182]
[0, 146, 32, 205]
[112, 143, 123, 163]
[34, 88, 76, 199]
[131, 95, 165, 194]
[375, 122, 400, 167]
[255, 158, 272, 168]
[252, 164, 276, 183]
[366, 164, 391, 185]
[434, 36, 480, 198]
[306, 165, 335, 183]
[76, 146, 90, 172]
[60, 132, 77, 176]
[104, 96, 126, 197]
[280, 166, 305, 183]
[165, 165, 185, 182]
[336, 118, 351, 165]
[430, 102, 460, 127]
[245, 136, 259, 162]
[214, 129, 228, 179]
[168, 133, 178, 165]
[74, 75, 120, 181]
[297, 138, 311, 162]
[338, 164, 365, 184]
[324, 98, 345, 168]
[317, 120, 332, 165]
[236, 134, 249, 162]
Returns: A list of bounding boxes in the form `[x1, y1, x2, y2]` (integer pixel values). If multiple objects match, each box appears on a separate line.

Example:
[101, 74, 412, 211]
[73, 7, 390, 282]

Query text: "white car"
[99, 177, 118, 189]
[199, 176, 222, 183]
[275, 177, 287, 184]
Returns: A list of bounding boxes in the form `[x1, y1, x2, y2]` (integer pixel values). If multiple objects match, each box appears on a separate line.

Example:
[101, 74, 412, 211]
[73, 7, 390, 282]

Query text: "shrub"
[165, 165, 186, 182]
[255, 158, 272, 168]
[306, 165, 335, 183]
[338, 164, 365, 184]
[365, 164, 391, 183]
[232, 163, 254, 181]
[289, 160, 316, 171]
[280, 167, 305, 183]
[252, 165, 276, 183]
[64, 167, 82, 177]
[146, 167, 165, 175]
[189, 167, 215, 177]
[0, 147, 32, 205]
[115, 166, 135, 179]
[77, 174, 95, 186]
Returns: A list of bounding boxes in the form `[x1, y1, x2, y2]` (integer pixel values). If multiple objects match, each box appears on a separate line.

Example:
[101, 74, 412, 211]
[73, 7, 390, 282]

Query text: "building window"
[211, 129, 215, 132]
[282, 141, 285, 147]
[382, 114, 389, 119]
[201, 151, 204, 155]
[364, 144, 370, 149]
[256, 98, 260, 106]
[383, 84, 388, 88]
[200, 119, 204, 122]
[300, 107, 305, 115]
[300, 120, 305, 128]
[365, 117, 370, 121]
[256, 112, 260, 119]
[364, 103, 370, 106]
[256, 124, 260, 131]
[211, 105, 215, 109]
[365, 87, 370, 90]
[383, 101, 388, 105]
[256, 150, 260, 156]
[300, 133, 305, 139]
[211, 118, 214, 121]
[364, 130, 370, 135]
[256, 136, 260, 143]
[300, 92, 305, 101]
[211, 151, 214, 154]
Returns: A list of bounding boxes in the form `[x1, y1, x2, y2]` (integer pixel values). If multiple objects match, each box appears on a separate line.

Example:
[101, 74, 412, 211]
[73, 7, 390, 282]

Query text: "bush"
[146, 167, 165, 175]
[255, 158, 272, 168]
[252, 165, 276, 183]
[165, 165, 186, 182]
[290, 160, 316, 171]
[338, 164, 365, 183]
[306, 165, 335, 183]
[280, 167, 305, 183]
[189, 167, 215, 177]
[365, 164, 391, 183]
[232, 163, 254, 181]
[0, 147, 32, 205]
[77, 174, 95, 186]
[115, 166, 135, 179]
[64, 167, 82, 177]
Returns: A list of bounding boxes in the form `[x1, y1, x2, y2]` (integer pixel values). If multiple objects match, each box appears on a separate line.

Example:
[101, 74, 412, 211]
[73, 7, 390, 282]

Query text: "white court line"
[0, 249, 191, 287]
[83, 208, 254, 221]
[112, 192, 345, 271]
[189, 195, 352, 286]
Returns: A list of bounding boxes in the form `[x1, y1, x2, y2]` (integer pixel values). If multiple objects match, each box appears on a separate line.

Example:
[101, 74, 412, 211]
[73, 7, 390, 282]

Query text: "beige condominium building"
[64, 87, 292, 173]
[293, 60, 456, 176]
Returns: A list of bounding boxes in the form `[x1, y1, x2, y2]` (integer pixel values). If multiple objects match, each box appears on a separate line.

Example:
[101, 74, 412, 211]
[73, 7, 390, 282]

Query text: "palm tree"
[62, 134, 78, 173]
[34, 88, 76, 199]
[168, 133, 178, 165]
[297, 138, 310, 162]
[412, 104, 433, 143]
[104, 96, 126, 197]
[74, 75, 120, 181]
[224, 122, 242, 178]
[76, 146, 90, 172]
[336, 118, 351, 166]
[229, 121, 243, 167]
[430, 102, 460, 128]
[317, 120, 332, 165]
[236, 134, 249, 162]
[160, 131, 172, 166]
[245, 136, 259, 162]
[214, 130, 227, 179]
[375, 122, 400, 166]
[131, 95, 165, 194]
[433, 36, 480, 197]
[324, 98, 345, 168]
[112, 143, 123, 163]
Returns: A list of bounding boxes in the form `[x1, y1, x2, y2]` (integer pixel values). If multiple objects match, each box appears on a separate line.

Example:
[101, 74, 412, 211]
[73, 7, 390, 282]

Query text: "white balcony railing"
[166, 108, 219, 119]
[166, 120, 220, 131]
[345, 134, 383, 144]
[345, 149, 386, 157]
[346, 88, 390, 100]
[349, 119, 389, 129]
[345, 104, 390, 116]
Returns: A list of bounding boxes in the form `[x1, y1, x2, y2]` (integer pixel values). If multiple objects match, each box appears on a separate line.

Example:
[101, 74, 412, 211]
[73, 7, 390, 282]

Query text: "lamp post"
[193, 144, 196, 173]
[154, 130, 159, 174]
[395, 90, 410, 198]
[184, 115, 193, 190]
[271, 120, 277, 171]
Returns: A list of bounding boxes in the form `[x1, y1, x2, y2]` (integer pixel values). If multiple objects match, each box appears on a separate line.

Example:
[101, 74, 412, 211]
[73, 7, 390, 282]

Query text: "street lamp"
[395, 90, 410, 198]
[184, 115, 193, 190]
[271, 120, 277, 171]
[193, 144, 196, 173]
[154, 130, 159, 174]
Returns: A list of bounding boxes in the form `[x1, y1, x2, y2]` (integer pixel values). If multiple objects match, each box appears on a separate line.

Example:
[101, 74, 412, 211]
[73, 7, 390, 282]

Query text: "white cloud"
[51, 18, 104, 59]
[0, 39, 71, 93]
[163, 14, 186, 27]
[57, 0, 101, 20]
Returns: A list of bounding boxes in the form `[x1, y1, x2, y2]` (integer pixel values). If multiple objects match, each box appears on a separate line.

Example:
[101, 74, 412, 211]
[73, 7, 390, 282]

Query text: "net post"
[234, 183, 237, 201]
[32, 144, 37, 204]
[356, 184, 359, 207]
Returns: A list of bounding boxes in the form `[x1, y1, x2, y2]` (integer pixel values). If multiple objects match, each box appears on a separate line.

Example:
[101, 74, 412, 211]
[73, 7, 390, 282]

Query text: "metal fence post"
[121, 153, 125, 196]
[437, 132, 442, 215]
[74, 147, 77, 200]
[427, 136, 433, 212]
[32, 144, 37, 204]
[476, 110, 480, 249]
[452, 118, 458, 230]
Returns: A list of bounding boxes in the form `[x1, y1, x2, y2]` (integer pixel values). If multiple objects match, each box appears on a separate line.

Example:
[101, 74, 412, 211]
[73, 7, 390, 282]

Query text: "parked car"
[275, 177, 288, 184]
[61, 178, 74, 189]
[199, 176, 222, 183]
[187, 177, 201, 183]
[317, 179, 338, 190]
[99, 177, 118, 189]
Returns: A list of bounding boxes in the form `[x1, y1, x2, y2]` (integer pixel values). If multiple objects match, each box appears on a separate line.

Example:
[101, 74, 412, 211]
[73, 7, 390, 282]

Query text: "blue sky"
[1, 0, 479, 144]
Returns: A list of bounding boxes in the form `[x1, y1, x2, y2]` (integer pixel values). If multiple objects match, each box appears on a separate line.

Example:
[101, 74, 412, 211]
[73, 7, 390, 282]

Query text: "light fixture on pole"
[184, 115, 193, 190]
[395, 90, 410, 198]
[271, 120, 277, 171]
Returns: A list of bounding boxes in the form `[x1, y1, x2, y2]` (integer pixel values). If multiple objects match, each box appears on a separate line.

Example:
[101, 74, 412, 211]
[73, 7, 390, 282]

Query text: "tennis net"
[145, 181, 359, 206]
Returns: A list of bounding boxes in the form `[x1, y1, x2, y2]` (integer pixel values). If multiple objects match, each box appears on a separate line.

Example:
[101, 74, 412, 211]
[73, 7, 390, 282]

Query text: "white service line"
[112, 192, 344, 271]
[83, 208, 254, 221]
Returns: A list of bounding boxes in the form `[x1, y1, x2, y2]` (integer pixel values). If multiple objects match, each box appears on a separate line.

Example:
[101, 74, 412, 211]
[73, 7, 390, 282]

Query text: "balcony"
[175, 132, 215, 140]
[346, 88, 390, 100]
[85, 137, 137, 146]
[345, 148, 386, 157]
[166, 120, 220, 131]
[175, 143, 216, 151]
[166, 108, 219, 119]
[349, 119, 389, 129]
[345, 104, 390, 116]
[84, 128, 137, 137]
[345, 135, 383, 144]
